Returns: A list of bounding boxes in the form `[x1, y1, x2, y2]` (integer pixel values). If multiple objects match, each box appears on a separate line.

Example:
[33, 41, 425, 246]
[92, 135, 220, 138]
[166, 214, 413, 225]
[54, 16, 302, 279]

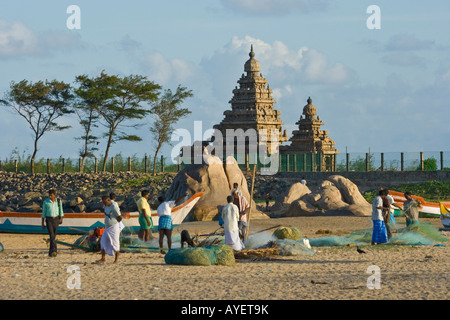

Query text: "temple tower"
[213, 45, 288, 157]
[281, 97, 339, 171]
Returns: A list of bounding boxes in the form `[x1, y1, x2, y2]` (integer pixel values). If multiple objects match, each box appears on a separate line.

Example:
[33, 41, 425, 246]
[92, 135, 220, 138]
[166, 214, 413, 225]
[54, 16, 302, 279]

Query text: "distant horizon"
[1, 1, 449, 162]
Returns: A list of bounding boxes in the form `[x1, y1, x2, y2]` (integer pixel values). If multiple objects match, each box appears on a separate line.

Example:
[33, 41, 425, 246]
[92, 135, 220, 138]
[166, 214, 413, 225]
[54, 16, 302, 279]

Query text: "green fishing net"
[308, 222, 447, 247]
[273, 226, 302, 240]
[164, 244, 235, 266]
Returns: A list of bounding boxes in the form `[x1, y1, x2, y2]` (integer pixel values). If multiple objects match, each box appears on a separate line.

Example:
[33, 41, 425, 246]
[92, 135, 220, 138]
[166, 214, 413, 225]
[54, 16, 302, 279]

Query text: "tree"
[0, 79, 74, 173]
[149, 85, 193, 175]
[94, 72, 161, 171]
[73, 74, 109, 172]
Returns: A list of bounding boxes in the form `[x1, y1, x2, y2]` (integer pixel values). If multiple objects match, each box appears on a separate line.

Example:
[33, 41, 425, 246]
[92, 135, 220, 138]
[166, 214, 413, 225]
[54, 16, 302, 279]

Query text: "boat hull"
[439, 202, 450, 228]
[0, 192, 203, 234]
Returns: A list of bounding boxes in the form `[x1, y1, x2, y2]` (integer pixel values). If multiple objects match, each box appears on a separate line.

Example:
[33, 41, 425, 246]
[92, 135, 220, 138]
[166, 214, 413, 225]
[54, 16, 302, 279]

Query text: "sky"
[0, 0, 449, 164]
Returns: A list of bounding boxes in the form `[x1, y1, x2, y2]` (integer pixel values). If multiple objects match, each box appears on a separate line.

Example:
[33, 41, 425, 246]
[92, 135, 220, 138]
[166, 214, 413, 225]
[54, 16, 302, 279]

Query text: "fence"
[0, 154, 179, 174]
[0, 151, 449, 174]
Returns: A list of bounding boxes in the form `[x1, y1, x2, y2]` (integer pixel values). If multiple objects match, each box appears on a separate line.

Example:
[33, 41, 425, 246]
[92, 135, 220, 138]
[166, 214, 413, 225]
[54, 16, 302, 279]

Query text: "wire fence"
[0, 151, 448, 174]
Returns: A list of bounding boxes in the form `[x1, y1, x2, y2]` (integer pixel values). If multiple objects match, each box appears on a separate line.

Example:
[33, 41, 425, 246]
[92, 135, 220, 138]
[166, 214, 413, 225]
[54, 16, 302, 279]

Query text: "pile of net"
[272, 226, 302, 241]
[164, 244, 235, 266]
[237, 227, 316, 259]
[308, 222, 448, 247]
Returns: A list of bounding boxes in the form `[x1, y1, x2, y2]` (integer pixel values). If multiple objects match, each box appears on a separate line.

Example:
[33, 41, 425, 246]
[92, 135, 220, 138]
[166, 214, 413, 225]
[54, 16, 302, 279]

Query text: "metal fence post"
[401, 152, 404, 171]
[420, 152, 424, 171]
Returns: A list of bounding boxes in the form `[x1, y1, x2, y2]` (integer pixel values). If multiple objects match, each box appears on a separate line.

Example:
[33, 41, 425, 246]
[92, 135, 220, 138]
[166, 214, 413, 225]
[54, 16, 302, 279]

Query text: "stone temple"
[182, 45, 339, 171]
[213, 45, 289, 157]
[280, 96, 339, 171]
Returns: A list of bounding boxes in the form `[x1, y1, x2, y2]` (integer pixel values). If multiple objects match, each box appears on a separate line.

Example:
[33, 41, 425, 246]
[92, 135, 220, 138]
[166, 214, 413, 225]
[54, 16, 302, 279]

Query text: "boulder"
[286, 198, 321, 217]
[165, 156, 268, 221]
[271, 182, 311, 214]
[276, 175, 371, 217]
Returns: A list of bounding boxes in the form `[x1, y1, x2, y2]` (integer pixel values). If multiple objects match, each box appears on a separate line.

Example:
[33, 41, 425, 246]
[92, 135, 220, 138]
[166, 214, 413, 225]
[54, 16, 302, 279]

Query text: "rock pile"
[0, 171, 175, 213]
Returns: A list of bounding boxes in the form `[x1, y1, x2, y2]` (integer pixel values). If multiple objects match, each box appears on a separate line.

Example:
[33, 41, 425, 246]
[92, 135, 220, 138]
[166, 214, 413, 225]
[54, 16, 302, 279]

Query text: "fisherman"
[230, 183, 243, 199]
[110, 192, 125, 232]
[301, 177, 307, 185]
[157, 193, 188, 254]
[96, 195, 122, 264]
[371, 189, 388, 245]
[232, 191, 250, 239]
[136, 190, 153, 241]
[221, 196, 244, 251]
[403, 192, 420, 228]
[41, 189, 64, 257]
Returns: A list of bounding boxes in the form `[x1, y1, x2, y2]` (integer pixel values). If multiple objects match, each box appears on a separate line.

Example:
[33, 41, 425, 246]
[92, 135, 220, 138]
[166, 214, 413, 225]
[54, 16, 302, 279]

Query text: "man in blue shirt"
[41, 189, 64, 257]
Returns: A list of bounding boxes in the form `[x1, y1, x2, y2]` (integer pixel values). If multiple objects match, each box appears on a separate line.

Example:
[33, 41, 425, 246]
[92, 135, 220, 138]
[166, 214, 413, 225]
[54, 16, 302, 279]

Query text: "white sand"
[0, 216, 448, 300]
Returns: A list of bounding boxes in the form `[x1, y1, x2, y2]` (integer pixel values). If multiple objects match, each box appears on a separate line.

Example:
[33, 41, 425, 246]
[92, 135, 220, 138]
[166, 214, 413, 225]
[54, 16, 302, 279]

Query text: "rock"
[272, 182, 311, 213]
[69, 197, 84, 207]
[286, 199, 321, 217]
[275, 175, 371, 217]
[326, 175, 370, 206]
[165, 156, 268, 221]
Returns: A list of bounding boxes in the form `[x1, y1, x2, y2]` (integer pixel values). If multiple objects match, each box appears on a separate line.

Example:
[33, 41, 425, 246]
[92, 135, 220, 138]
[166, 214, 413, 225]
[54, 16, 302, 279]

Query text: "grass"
[363, 181, 450, 203]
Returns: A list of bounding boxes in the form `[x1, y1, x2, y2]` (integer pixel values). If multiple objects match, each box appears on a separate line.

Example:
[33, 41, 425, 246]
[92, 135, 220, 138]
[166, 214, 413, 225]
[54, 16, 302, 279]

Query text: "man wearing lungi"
[221, 196, 244, 251]
[137, 190, 153, 241]
[157, 193, 187, 254]
[372, 189, 388, 245]
[97, 196, 122, 264]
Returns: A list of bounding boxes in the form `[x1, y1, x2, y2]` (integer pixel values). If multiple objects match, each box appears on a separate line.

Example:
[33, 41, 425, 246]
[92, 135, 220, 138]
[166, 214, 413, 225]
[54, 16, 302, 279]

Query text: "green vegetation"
[363, 181, 450, 203]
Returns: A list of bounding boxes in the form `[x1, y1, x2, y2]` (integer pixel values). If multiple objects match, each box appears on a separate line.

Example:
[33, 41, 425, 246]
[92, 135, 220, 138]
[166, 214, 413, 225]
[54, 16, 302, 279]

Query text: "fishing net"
[241, 231, 316, 257]
[276, 239, 316, 256]
[273, 226, 302, 241]
[308, 222, 448, 247]
[164, 244, 235, 266]
[120, 234, 183, 252]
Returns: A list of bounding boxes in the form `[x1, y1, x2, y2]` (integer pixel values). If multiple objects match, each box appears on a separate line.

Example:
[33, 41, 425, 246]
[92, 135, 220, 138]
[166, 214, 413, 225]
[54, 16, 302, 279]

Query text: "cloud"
[200, 35, 354, 102]
[0, 20, 38, 57]
[0, 19, 82, 59]
[385, 34, 435, 51]
[140, 52, 199, 87]
[381, 52, 426, 67]
[219, 0, 330, 15]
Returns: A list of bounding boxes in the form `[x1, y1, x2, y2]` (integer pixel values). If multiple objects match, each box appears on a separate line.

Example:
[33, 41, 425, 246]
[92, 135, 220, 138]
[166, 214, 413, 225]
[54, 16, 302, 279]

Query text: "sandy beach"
[0, 215, 448, 301]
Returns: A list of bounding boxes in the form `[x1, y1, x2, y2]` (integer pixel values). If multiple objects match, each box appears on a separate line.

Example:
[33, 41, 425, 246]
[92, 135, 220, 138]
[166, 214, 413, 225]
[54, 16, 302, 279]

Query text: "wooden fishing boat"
[0, 192, 203, 234]
[440, 202, 450, 228]
[387, 190, 441, 218]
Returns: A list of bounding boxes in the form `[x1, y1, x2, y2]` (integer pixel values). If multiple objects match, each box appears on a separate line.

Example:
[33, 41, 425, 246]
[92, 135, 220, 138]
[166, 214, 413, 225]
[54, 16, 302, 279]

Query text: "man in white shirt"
[221, 196, 244, 251]
[157, 193, 188, 254]
[371, 190, 388, 245]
